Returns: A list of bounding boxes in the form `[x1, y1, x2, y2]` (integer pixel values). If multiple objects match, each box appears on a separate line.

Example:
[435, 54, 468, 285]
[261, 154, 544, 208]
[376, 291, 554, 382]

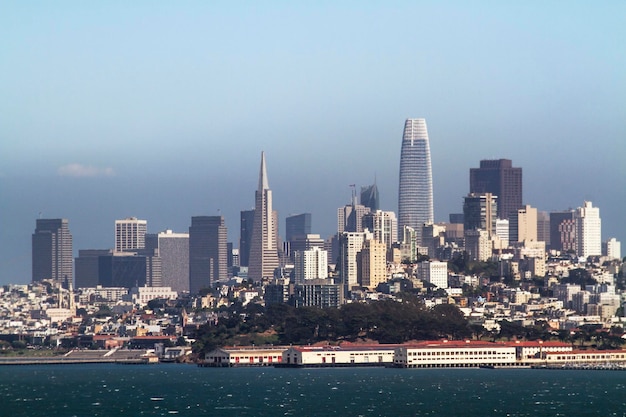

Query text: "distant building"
[509, 205, 537, 243]
[32, 218, 73, 284]
[362, 210, 397, 250]
[285, 213, 312, 242]
[495, 219, 510, 246]
[339, 230, 372, 289]
[115, 217, 147, 252]
[398, 118, 434, 244]
[469, 158, 522, 220]
[124, 286, 178, 307]
[75, 249, 112, 288]
[189, 216, 227, 294]
[360, 183, 380, 212]
[292, 279, 344, 308]
[465, 229, 491, 262]
[338, 191, 370, 234]
[463, 193, 498, 238]
[145, 230, 189, 293]
[603, 238, 621, 260]
[575, 201, 601, 258]
[294, 247, 328, 284]
[418, 261, 448, 289]
[239, 209, 255, 267]
[358, 239, 387, 289]
[97, 253, 160, 289]
[549, 210, 576, 253]
[537, 211, 550, 246]
[248, 152, 280, 281]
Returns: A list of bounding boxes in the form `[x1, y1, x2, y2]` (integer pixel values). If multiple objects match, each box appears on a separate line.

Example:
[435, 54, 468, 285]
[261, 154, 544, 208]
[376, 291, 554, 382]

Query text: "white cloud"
[57, 163, 115, 177]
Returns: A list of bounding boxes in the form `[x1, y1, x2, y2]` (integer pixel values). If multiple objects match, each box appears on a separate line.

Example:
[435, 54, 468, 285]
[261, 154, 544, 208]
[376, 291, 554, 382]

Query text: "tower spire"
[258, 151, 269, 191]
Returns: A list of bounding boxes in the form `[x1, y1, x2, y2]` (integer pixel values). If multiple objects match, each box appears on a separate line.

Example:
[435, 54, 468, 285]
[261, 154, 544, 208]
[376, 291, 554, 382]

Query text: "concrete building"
[549, 210, 575, 252]
[510, 205, 537, 243]
[470, 159, 522, 220]
[339, 230, 372, 289]
[358, 239, 388, 289]
[362, 210, 397, 250]
[394, 341, 517, 368]
[338, 194, 370, 234]
[495, 219, 510, 246]
[603, 238, 621, 260]
[283, 345, 396, 367]
[293, 279, 344, 308]
[294, 247, 328, 284]
[189, 215, 227, 294]
[575, 201, 601, 258]
[124, 286, 178, 307]
[417, 261, 448, 289]
[463, 193, 498, 238]
[248, 152, 280, 281]
[114, 217, 147, 252]
[465, 229, 492, 262]
[288, 234, 325, 264]
[145, 230, 189, 293]
[398, 118, 434, 244]
[537, 211, 550, 246]
[32, 218, 73, 284]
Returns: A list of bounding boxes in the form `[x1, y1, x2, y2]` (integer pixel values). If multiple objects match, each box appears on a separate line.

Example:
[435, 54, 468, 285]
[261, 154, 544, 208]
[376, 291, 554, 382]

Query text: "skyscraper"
[189, 216, 227, 294]
[285, 213, 312, 242]
[239, 209, 255, 267]
[463, 193, 498, 238]
[398, 118, 434, 245]
[360, 183, 380, 212]
[32, 218, 73, 284]
[248, 152, 280, 281]
[145, 230, 189, 293]
[469, 159, 522, 220]
[115, 217, 147, 252]
[549, 210, 576, 252]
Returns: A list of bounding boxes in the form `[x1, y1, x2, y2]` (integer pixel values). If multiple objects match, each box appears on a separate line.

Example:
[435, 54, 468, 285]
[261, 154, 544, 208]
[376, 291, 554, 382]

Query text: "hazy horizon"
[2, 2, 624, 284]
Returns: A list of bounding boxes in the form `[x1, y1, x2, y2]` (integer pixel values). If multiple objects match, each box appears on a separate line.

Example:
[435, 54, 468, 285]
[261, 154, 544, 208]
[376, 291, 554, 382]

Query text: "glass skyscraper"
[397, 118, 434, 244]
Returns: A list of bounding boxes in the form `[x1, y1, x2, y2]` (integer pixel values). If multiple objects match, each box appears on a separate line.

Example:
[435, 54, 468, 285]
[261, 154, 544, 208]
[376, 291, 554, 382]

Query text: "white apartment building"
[418, 261, 448, 289]
[575, 201, 601, 258]
[115, 217, 147, 252]
[294, 247, 328, 284]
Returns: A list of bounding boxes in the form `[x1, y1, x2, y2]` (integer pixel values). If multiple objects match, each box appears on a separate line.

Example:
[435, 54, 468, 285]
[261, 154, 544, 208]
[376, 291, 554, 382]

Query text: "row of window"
[408, 350, 513, 356]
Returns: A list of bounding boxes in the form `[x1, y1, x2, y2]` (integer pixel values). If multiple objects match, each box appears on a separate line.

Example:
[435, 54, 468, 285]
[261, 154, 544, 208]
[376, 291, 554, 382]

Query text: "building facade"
[114, 217, 147, 252]
[469, 159, 522, 220]
[509, 205, 538, 243]
[294, 247, 328, 284]
[463, 193, 498, 238]
[397, 118, 434, 244]
[248, 152, 280, 281]
[145, 230, 189, 293]
[32, 218, 73, 284]
[575, 201, 601, 258]
[189, 216, 228, 294]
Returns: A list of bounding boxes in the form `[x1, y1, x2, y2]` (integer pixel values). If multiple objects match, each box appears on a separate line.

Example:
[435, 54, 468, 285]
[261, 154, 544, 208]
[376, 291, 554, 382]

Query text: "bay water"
[1, 364, 624, 416]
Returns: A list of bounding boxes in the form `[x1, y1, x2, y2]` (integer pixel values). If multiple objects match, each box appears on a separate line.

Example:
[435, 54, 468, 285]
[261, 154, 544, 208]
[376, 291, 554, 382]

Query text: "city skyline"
[1, 2, 625, 284]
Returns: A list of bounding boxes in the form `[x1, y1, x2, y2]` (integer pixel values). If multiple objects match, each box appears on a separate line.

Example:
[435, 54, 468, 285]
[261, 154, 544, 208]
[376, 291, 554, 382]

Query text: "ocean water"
[0, 364, 625, 417]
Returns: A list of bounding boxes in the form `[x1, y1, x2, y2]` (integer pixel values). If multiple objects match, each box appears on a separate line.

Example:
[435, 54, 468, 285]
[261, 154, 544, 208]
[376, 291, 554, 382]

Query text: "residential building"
[463, 193, 498, 238]
[398, 118, 434, 244]
[575, 201, 601, 258]
[417, 261, 448, 289]
[549, 210, 576, 253]
[510, 205, 537, 243]
[537, 211, 550, 246]
[603, 238, 621, 260]
[362, 210, 397, 250]
[358, 239, 387, 289]
[294, 247, 328, 284]
[339, 230, 372, 289]
[293, 279, 344, 308]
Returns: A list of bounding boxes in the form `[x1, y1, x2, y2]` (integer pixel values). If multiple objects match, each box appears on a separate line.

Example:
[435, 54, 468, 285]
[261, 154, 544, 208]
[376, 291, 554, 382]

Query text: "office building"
[398, 118, 434, 244]
[293, 279, 344, 308]
[96, 253, 161, 289]
[495, 219, 510, 246]
[189, 216, 228, 294]
[463, 193, 498, 238]
[145, 230, 189, 293]
[470, 159, 522, 220]
[114, 217, 147, 252]
[575, 201, 601, 258]
[362, 210, 397, 250]
[537, 211, 550, 246]
[338, 191, 370, 233]
[285, 213, 312, 242]
[339, 230, 372, 289]
[32, 218, 73, 284]
[360, 183, 380, 212]
[239, 209, 255, 267]
[75, 249, 112, 288]
[248, 152, 280, 281]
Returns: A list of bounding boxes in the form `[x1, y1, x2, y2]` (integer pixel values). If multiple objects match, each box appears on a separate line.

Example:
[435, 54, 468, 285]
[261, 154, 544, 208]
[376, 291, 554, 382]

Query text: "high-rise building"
[145, 230, 189, 293]
[537, 211, 550, 246]
[575, 201, 601, 258]
[115, 217, 147, 252]
[189, 216, 227, 294]
[603, 238, 621, 261]
[398, 118, 434, 244]
[417, 261, 448, 289]
[358, 239, 387, 289]
[32, 218, 73, 284]
[338, 190, 370, 233]
[463, 193, 498, 238]
[495, 219, 510, 247]
[294, 247, 328, 284]
[239, 209, 255, 267]
[549, 210, 576, 253]
[285, 213, 311, 242]
[248, 152, 280, 281]
[362, 210, 397, 250]
[74, 249, 111, 288]
[360, 183, 380, 212]
[469, 159, 522, 220]
[509, 205, 537, 243]
[339, 230, 372, 289]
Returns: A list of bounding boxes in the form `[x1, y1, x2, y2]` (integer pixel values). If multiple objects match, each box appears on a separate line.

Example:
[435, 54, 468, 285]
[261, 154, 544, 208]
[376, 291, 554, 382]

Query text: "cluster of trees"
[193, 296, 474, 355]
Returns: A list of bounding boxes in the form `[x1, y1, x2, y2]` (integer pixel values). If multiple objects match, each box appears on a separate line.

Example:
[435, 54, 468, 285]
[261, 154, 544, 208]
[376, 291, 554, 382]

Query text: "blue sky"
[1, 1, 625, 284]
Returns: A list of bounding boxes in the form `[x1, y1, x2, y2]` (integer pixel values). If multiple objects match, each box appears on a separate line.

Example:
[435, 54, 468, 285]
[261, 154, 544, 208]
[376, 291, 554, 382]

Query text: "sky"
[1, 1, 625, 285]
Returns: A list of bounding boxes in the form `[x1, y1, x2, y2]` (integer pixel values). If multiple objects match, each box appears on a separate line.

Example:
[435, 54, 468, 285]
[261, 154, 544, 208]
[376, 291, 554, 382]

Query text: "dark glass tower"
[469, 159, 522, 220]
[32, 218, 73, 284]
[239, 209, 255, 267]
[360, 183, 380, 212]
[397, 118, 434, 244]
[189, 216, 227, 294]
